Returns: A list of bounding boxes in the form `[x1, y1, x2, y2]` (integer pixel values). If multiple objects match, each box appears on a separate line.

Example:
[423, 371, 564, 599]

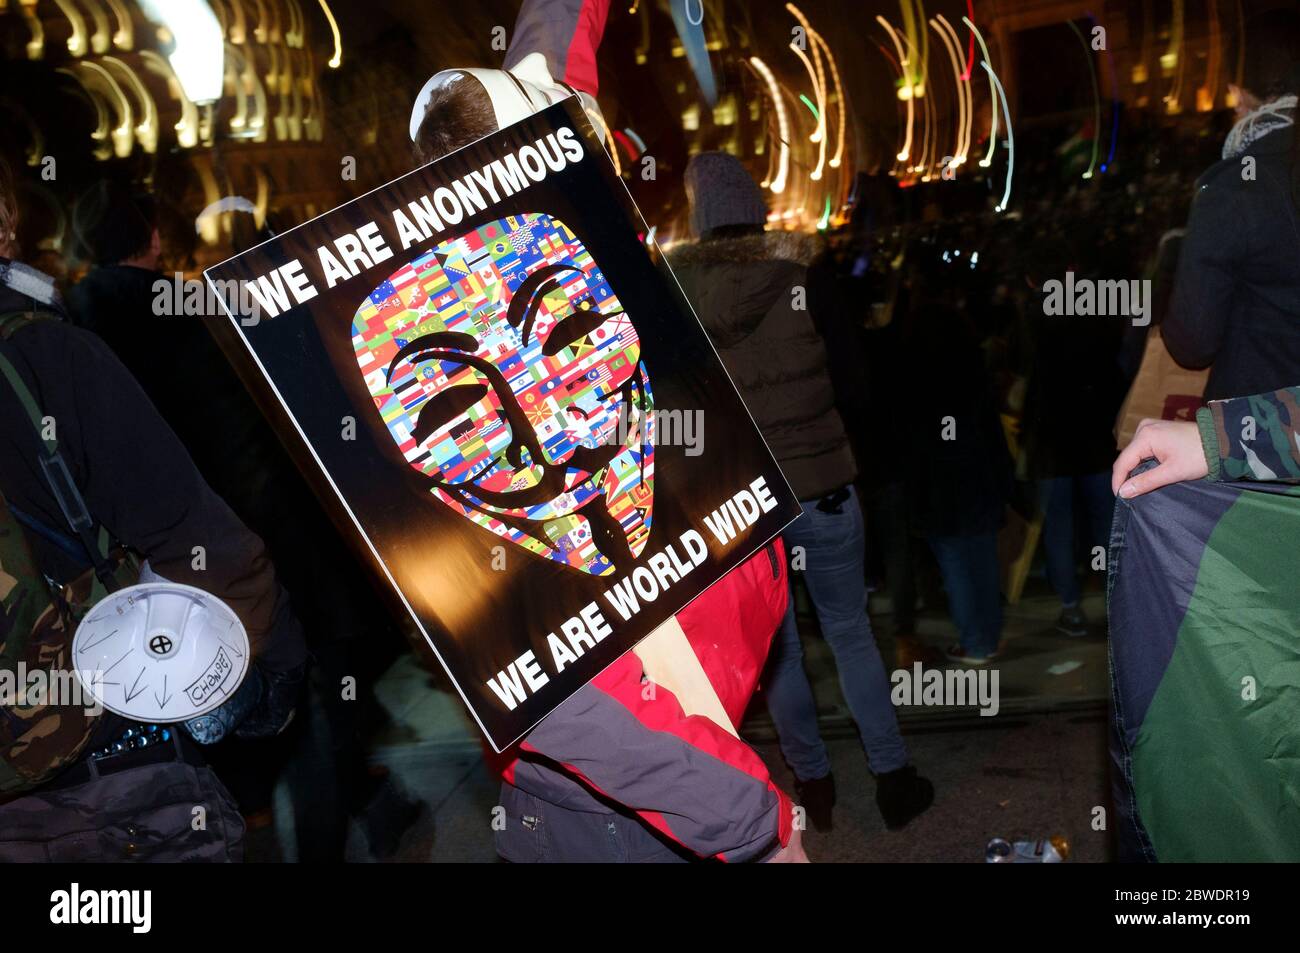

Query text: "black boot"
[875, 765, 933, 830]
[794, 773, 836, 832]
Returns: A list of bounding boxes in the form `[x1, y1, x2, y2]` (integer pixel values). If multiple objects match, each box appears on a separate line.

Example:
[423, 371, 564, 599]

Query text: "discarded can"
[986, 836, 1070, 863]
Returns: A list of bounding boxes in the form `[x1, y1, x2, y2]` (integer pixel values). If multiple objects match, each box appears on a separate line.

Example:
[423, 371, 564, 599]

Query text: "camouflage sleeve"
[1197, 387, 1300, 482]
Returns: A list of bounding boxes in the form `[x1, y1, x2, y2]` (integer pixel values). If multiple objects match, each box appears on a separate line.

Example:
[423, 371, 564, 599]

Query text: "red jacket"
[494, 541, 792, 862]
[492, 0, 793, 862]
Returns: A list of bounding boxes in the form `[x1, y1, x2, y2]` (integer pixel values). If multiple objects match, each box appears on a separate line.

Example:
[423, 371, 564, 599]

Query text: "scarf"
[1222, 94, 1297, 159]
[0, 258, 64, 313]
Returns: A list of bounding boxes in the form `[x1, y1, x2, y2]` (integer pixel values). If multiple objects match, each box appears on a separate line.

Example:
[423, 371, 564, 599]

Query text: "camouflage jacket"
[1199, 386, 1300, 482]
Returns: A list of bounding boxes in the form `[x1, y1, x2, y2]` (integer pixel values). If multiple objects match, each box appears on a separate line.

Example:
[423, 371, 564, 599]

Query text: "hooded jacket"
[1163, 125, 1300, 400]
[669, 231, 858, 501]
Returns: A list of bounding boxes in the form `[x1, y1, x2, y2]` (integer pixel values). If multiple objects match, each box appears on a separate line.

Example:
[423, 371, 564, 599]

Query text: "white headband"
[409, 52, 576, 141]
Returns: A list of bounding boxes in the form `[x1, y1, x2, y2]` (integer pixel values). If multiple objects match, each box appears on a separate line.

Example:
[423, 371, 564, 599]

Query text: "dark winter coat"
[1163, 126, 1300, 401]
[669, 231, 858, 501]
[900, 302, 1014, 538]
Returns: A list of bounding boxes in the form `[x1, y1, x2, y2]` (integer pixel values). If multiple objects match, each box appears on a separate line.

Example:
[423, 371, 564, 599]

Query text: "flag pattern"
[1109, 388, 1300, 860]
[351, 213, 654, 575]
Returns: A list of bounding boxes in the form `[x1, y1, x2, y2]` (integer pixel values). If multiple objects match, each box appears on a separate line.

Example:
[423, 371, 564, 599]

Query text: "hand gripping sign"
[205, 100, 799, 750]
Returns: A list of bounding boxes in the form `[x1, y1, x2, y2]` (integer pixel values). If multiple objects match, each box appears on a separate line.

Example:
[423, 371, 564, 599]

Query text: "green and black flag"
[1109, 387, 1300, 861]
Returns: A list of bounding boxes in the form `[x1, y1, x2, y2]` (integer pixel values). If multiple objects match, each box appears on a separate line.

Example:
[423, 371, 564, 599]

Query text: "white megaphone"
[72, 563, 249, 723]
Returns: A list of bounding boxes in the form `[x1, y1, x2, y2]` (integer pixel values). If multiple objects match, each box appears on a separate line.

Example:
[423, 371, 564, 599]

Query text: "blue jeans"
[1039, 472, 1115, 606]
[927, 532, 1003, 657]
[764, 486, 910, 781]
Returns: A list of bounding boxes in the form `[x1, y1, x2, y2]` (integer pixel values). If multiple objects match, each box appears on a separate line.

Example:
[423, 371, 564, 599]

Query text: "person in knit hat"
[670, 151, 934, 833]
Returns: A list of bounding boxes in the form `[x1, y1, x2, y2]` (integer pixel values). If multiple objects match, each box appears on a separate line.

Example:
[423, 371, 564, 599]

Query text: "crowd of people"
[1, 0, 1297, 863]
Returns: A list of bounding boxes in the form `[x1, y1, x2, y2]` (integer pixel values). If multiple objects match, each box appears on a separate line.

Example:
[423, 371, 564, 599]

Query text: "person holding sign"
[405, 0, 805, 862]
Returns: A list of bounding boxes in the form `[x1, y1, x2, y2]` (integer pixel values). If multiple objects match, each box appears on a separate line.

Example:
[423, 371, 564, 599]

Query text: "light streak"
[1066, 19, 1100, 178]
[750, 56, 790, 194]
[963, 16, 998, 168]
[318, 0, 342, 68]
[981, 60, 1013, 211]
[787, 4, 827, 181]
[877, 16, 914, 162]
[933, 14, 970, 166]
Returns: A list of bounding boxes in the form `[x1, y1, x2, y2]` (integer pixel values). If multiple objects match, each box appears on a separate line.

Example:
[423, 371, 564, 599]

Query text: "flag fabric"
[1108, 387, 1300, 861]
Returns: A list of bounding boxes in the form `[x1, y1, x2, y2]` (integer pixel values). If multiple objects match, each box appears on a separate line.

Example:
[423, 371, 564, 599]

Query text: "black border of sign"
[203, 98, 800, 752]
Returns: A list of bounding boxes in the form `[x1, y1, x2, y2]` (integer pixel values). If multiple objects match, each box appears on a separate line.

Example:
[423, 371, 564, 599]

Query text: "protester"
[668, 152, 933, 833]
[899, 249, 1014, 665]
[1162, 10, 1300, 400]
[809, 214, 925, 667]
[65, 180, 417, 860]
[1015, 240, 1124, 637]
[0, 158, 307, 861]
[410, 0, 807, 862]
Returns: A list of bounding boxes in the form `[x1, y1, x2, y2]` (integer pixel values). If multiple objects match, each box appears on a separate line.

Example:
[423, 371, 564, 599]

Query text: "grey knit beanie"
[684, 152, 768, 238]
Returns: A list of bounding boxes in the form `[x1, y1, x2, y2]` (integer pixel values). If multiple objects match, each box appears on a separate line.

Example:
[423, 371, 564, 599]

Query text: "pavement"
[248, 583, 1117, 862]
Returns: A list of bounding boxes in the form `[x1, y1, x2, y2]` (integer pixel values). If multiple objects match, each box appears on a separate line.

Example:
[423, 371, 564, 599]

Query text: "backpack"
[0, 310, 139, 795]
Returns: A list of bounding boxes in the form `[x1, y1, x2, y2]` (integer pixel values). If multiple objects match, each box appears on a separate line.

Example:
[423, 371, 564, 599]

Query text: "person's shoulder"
[1195, 153, 1246, 192]
[6, 311, 103, 347]
[1198, 126, 1295, 193]
[4, 313, 124, 379]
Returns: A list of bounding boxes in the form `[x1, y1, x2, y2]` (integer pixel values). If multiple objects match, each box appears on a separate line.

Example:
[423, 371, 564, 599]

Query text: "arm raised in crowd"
[503, 0, 611, 97]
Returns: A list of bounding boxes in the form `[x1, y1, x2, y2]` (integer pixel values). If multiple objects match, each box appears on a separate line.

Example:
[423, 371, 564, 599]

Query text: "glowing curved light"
[960, 0, 975, 80]
[102, 55, 158, 153]
[877, 16, 914, 163]
[981, 61, 1013, 211]
[76, 61, 134, 156]
[938, 15, 971, 164]
[18, 0, 46, 60]
[1164, 0, 1185, 114]
[930, 15, 968, 168]
[898, 0, 924, 97]
[140, 49, 199, 148]
[82, 0, 112, 54]
[318, 0, 343, 68]
[51, 0, 88, 56]
[623, 127, 647, 153]
[963, 16, 998, 169]
[809, 29, 847, 169]
[787, 4, 827, 181]
[1198, 0, 1221, 112]
[750, 56, 790, 194]
[105, 0, 133, 49]
[1066, 19, 1100, 179]
[57, 67, 112, 159]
